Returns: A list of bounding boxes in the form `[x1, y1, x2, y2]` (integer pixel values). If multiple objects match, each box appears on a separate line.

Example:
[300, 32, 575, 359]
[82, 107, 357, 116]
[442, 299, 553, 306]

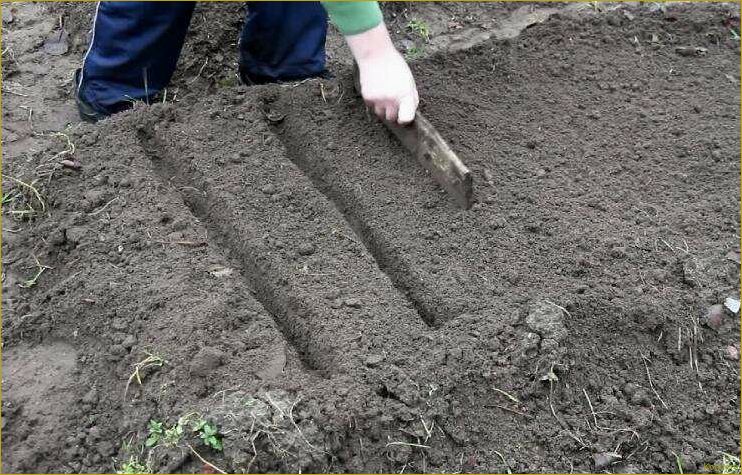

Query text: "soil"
[2, 2, 740, 474]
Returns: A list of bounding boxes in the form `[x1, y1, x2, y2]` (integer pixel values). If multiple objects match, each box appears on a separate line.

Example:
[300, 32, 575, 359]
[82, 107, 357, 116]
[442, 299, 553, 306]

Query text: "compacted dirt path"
[2, 2, 740, 474]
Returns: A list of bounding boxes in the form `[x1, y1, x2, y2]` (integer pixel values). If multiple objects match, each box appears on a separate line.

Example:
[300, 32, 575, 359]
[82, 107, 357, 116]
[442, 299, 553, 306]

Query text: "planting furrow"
[136, 101, 432, 383]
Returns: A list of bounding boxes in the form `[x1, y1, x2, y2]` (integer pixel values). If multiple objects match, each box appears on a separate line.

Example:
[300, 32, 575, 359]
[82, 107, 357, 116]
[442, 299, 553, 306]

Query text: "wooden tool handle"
[352, 64, 473, 209]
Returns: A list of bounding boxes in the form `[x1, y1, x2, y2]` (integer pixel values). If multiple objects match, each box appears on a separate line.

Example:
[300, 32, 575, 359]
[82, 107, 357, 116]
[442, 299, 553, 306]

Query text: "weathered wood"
[352, 65, 473, 209]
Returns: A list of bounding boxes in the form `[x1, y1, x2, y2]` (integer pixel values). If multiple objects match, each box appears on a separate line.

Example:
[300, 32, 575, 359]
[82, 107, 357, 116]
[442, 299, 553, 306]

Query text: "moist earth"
[2, 2, 740, 474]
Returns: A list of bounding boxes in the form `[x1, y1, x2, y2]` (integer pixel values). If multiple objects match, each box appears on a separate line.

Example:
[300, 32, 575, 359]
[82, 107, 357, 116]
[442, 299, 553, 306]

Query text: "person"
[74, 1, 419, 125]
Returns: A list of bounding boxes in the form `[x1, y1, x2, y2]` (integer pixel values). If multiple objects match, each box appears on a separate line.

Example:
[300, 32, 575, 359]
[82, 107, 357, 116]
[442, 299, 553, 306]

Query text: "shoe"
[74, 69, 118, 123]
[238, 64, 334, 86]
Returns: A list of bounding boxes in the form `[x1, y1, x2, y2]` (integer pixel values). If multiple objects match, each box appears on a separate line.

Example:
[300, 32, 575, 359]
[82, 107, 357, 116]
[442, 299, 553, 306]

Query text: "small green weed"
[145, 418, 184, 448]
[405, 46, 424, 60]
[2, 191, 15, 206]
[145, 420, 165, 448]
[192, 418, 223, 451]
[671, 451, 684, 474]
[164, 422, 185, 446]
[116, 455, 152, 474]
[145, 415, 222, 451]
[116, 415, 223, 475]
[407, 19, 430, 42]
[730, 28, 740, 41]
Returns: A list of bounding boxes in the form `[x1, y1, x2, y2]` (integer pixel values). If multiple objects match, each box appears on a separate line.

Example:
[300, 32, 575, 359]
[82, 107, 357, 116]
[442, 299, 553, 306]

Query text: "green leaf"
[192, 419, 206, 432]
[145, 434, 160, 447]
[205, 435, 223, 451]
[148, 420, 163, 434]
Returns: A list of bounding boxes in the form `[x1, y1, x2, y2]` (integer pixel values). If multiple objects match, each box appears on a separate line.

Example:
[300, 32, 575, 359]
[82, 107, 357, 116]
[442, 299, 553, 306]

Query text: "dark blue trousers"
[77, 2, 328, 114]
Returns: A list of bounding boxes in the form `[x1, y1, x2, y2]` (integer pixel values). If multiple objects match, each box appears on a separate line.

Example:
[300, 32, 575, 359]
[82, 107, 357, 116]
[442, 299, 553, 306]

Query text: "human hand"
[345, 23, 419, 125]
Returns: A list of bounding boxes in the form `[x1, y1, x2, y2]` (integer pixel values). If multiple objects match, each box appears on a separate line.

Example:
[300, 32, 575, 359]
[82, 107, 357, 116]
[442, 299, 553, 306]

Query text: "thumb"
[397, 93, 417, 125]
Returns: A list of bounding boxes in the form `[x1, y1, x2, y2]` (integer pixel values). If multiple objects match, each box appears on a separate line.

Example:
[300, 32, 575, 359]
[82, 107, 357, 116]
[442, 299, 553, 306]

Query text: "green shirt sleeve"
[321, 1, 383, 36]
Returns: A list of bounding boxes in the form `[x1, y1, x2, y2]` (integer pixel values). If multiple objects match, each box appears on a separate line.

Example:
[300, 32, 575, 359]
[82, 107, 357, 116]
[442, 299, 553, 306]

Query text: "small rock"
[2, 8, 14, 23]
[704, 304, 724, 330]
[724, 345, 739, 361]
[43, 29, 69, 56]
[724, 297, 740, 315]
[594, 452, 622, 470]
[260, 184, 277, 195]
[189, 347, 225, 377]
[365, 354, 384, 367]
[525, 301, 567, 341]
[297, 243, 316, 256]
[525, 140, 538, 149]
[344, 298, 362, 309]
[121, 335, 137, 350]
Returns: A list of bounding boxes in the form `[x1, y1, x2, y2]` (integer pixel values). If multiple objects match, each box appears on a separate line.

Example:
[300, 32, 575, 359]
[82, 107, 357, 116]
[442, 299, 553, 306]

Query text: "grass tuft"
[407, 19, 430, 42]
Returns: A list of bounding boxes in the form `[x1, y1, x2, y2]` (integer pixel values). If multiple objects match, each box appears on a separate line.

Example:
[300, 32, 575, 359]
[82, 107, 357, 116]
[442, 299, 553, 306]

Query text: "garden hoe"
[353, 64, 473, 209]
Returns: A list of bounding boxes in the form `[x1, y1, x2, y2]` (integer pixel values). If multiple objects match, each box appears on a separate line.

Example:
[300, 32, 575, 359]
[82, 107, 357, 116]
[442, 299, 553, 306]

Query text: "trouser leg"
[77, 1, 195, 114]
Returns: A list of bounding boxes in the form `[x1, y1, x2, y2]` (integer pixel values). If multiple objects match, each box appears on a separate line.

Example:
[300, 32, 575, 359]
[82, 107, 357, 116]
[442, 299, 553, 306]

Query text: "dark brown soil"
[2, 2, 740, 474]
